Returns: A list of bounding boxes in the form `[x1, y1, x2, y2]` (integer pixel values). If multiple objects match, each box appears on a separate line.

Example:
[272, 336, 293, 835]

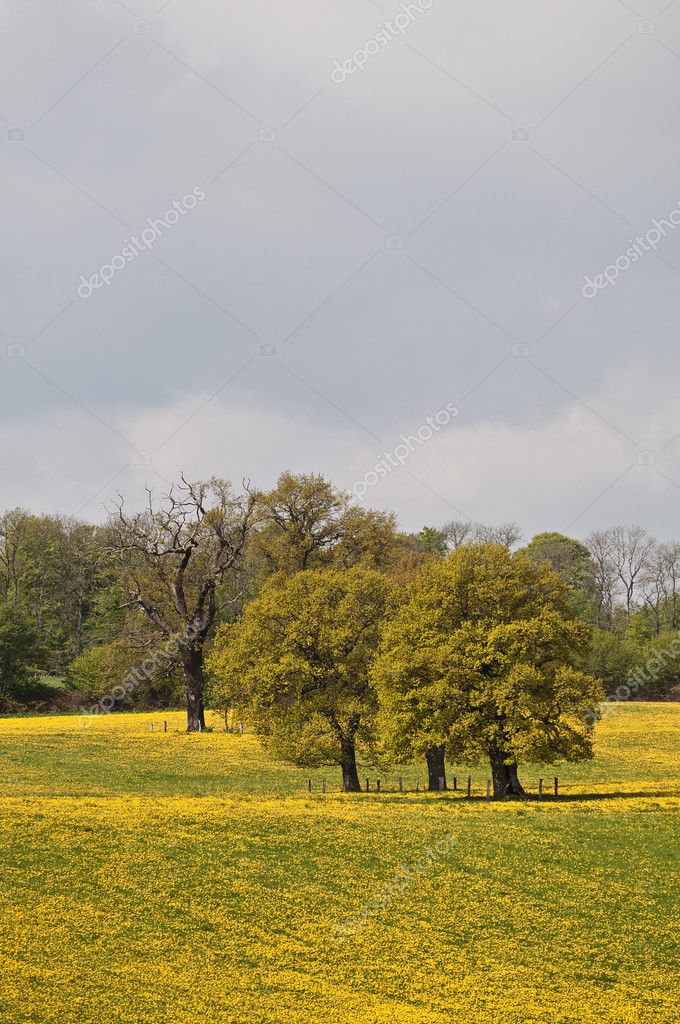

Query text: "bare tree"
[609, 525, 655, 615]
[641, 542, 665, 634]
[585, 530, 617, 628]
[441, 520, 474, 549]
[476, 522, 522, 549]
[107, 477, 257, 731]
[642, 540, 680, 632]
[441, 520, 522, 551]
[659, 541, 680, 630]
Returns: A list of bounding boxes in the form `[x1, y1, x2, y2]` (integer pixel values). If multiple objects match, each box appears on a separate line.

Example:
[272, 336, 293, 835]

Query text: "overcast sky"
[2, 0, 680, 538]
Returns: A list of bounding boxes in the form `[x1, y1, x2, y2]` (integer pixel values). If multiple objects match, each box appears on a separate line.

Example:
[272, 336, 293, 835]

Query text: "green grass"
[0, 704, 678, 1024]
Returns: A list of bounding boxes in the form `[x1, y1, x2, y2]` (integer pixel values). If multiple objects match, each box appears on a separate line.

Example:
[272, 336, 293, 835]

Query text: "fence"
[139, 725, 562, 799]
[306, 775, 561, 799]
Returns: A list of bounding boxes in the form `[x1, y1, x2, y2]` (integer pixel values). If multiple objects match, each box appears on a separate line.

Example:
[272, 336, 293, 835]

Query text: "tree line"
[0, 473, 677, 796]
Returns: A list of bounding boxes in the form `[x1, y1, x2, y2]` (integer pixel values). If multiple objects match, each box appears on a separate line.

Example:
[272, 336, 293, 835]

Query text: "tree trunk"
[183, 649, 206, 733]
[340, 736, 361, 792]
[507, 763, 526, 797]
[426, 743, 447, 791]
[489, 747, 526, 800]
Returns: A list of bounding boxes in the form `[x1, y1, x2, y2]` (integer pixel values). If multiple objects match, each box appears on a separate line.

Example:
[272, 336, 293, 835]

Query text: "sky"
[2, 0, 680, 538]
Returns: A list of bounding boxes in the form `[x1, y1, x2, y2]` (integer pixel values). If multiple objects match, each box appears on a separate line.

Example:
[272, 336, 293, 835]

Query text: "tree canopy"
[106, 476, 257, 731]
[207, 566, 398, 791]
[372, 544, 602, 798]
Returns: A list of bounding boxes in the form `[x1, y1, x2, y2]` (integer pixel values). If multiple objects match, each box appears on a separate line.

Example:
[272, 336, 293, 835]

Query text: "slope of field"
[0, 705, 678, 1024]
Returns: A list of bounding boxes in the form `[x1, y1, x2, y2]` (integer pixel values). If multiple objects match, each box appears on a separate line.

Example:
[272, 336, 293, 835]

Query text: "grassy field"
[0, 705, 678, 1024]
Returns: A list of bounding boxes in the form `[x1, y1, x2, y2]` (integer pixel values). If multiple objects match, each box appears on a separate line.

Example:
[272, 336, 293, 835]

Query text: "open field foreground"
[0, 704, 678, 1024]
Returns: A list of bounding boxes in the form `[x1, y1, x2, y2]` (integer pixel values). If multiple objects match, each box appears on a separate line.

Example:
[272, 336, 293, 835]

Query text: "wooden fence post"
[163, 720, 167, 733]
[453, 776, 457, 791]
[538, 778, 543, 798]
[376, 779, 381, 792]
[486, 780, 491, 801]
[554, 777, 559, 797]
[150, 723, 153, 732]
[365, 778, 370, 792]
[399, 776, 403, 793]
[307, 779, 312, 793]
[467, 776, 471, 798]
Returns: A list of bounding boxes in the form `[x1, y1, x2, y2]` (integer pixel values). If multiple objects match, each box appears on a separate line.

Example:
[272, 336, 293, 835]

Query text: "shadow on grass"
[309, 790, 677, 804]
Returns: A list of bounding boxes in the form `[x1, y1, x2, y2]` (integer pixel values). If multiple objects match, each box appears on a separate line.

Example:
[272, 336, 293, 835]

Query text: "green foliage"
[0, 510, 113, 674]
[66, 643, 123, 698]
[67, 639, 186, 710]
[372, 545, 603, 780]
[0, 604, 41, 706]
[249, 472, 401, 579]
[580, 628, 642, 697]
[522, 531, 596, 620]
[207, 566, 398, 772]
[412, 526, 448, 556]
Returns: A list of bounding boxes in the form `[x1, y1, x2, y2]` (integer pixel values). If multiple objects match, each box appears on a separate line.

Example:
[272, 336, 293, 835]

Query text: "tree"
[249, 471, 400, 578]
[441, 520, 522, 550]
[207, 567, 397, 791]
[373, 544, 602, 799]
[609, 525, 655, 615]
[106, 477, 257, 731]
[411, 526, 448, 557]
[586, 526, 655, 621]
[639, 540, 680, 634]
[581, 628, 642, 697]
[658, 542, 680, 630]
[522, 532, 595, 620]
[425, 743, 447, 791]
[585, 530, 617, 629]
[251, 472, 345, 574]
[0, 604, 40, 708]
[0, 510, 110, 672]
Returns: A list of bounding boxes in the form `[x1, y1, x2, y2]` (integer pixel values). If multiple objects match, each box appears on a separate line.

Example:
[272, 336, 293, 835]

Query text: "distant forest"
[1, 472, 678, 716]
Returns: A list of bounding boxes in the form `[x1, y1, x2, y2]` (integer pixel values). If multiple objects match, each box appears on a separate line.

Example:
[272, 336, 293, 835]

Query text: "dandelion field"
[0, 705, 678, 1024]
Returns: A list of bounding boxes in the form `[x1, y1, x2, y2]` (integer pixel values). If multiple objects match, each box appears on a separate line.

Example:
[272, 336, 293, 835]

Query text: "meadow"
[0, 704, 678, 1024]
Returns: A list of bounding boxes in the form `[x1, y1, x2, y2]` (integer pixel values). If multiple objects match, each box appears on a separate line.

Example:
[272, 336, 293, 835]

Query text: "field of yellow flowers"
[0, 703, 678, 1024]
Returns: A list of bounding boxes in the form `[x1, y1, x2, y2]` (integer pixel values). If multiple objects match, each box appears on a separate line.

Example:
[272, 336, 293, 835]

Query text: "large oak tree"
[373, 544, 602, 799]
[207, 566, 397, 790]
